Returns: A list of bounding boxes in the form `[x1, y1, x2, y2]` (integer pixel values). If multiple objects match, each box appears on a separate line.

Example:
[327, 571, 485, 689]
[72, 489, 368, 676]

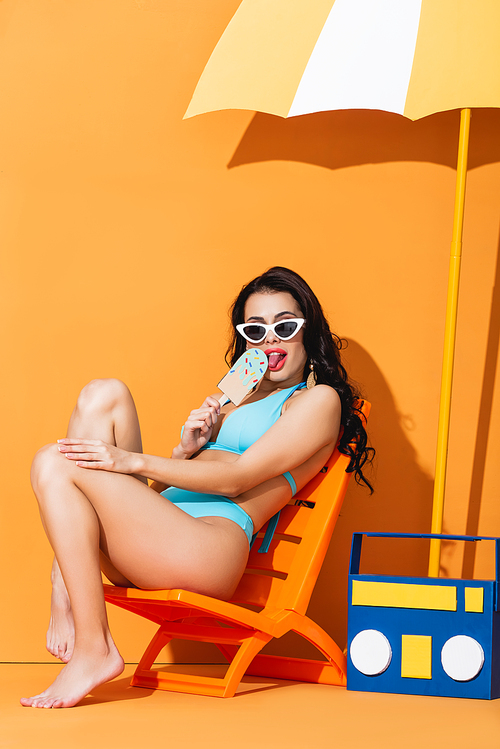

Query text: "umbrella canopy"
[184, 0, 500, 575]
[185, 0, 500, 121]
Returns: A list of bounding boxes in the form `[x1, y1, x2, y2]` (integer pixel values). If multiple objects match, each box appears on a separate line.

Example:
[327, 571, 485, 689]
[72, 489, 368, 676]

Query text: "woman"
[21, 266, 372, 709]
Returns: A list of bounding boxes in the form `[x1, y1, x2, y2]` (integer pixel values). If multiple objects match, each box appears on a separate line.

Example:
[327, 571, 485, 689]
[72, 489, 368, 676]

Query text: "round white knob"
[441, 635, 484, 682]
[350, 629, 392, 676]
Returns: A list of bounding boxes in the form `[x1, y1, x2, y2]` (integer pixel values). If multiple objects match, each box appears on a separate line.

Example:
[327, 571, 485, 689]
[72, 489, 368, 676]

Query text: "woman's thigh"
[43, 446, 249, 599]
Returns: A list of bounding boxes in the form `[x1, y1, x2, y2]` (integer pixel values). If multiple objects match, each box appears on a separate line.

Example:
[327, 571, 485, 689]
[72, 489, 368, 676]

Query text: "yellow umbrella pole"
[428, 108, 471, 577]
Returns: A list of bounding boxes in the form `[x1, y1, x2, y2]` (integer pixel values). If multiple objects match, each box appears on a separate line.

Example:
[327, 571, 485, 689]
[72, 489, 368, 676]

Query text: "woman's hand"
[57, 438, 139, 474]
[174, 396, 221, 458]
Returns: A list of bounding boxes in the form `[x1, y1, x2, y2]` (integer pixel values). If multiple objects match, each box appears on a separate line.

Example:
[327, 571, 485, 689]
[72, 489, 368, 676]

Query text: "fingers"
[187, 398, 221, 429]
[185, 414, 211, 433]
[57, 438, 103, 446]
[203, 396, 222, 412]
[177, 396, 223, 456]
[57, 442, 111, 468]
[58, 443, 103, 457]
[61, 452, 102, 461]
[189, 408, 218, 424]
[196, 397, 221, 420]
[186, 418, 212, 434]
[61, 453, 110, 469]
[72, 461, 106, 469]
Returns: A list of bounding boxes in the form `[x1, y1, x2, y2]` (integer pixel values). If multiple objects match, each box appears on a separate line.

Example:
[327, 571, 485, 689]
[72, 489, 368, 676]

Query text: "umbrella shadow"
[227, 108, 500, 172]
[462, 224, 500, 577]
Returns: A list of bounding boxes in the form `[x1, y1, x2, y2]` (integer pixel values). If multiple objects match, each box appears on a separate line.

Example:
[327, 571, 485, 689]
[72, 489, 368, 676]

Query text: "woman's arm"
[131, 394, 225, 495]
[139, 385, 340, 496]
[58, 385, 341, 498]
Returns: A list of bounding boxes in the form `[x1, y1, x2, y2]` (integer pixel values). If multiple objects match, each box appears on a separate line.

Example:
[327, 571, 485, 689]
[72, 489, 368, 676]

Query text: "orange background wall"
[1, 0, 500, 663]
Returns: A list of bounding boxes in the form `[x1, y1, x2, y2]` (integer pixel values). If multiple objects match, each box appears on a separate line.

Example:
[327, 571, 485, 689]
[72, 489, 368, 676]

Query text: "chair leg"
[131, 625, 173, 688]
[218, 631, 273, 697]
[294, 614, 347, 674]
[133, 628, 272, 697]
[215, 642, 237, 663]
[245, 615, 347, 686]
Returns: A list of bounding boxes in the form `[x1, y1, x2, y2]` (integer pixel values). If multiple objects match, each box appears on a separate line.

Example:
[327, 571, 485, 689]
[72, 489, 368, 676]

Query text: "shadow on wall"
[227, 108, 500, 172]
[462, 224, 500, 577]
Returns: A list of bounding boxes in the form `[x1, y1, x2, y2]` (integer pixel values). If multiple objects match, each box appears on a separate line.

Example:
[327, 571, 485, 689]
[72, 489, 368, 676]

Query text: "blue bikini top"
[201, 381, 306, 554]
[201, 382, 307, 456]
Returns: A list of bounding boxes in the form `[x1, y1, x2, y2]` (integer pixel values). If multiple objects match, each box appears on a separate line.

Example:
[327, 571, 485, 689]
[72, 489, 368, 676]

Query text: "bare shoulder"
[284, 384, 341, 415]
[281, 385, 341, 445]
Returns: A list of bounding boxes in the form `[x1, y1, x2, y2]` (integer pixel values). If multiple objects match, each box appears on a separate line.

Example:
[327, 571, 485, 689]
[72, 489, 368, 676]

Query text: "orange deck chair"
[104, 400, 370, 698]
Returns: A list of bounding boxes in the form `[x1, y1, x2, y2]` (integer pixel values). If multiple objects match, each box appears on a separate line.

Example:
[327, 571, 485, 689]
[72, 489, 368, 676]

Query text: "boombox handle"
[349, 532, 500, 612]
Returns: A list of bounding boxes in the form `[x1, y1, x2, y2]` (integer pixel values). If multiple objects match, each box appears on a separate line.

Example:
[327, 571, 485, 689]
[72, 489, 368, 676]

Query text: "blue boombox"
[347, 533, 500, 700]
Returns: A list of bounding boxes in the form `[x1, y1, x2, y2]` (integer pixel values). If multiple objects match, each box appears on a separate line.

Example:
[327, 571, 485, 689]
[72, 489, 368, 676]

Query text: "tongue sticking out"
[268, 352, 286, 370]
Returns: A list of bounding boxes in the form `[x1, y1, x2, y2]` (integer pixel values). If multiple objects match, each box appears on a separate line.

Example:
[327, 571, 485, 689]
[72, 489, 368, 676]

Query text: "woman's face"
[242, 292, 308, 388]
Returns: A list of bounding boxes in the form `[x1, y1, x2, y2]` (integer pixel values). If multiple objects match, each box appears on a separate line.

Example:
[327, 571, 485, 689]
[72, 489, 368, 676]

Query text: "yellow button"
[465, 587, 484, 613]
[401, 635, 432, 679]
[352, 580, 457, 611]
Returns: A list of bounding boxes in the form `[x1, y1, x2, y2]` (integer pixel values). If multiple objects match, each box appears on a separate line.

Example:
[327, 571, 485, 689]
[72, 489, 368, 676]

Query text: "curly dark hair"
[225, 266, 374, 491]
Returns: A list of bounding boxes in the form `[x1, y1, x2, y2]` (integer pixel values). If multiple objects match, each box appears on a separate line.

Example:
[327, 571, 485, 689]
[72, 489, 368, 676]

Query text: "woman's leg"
[22, 447, 126, 708]
[22, 444, 249, 708]
[46, 379, 145, 662]
[46, 558, 75, 663]
[48, 552, 133, 662]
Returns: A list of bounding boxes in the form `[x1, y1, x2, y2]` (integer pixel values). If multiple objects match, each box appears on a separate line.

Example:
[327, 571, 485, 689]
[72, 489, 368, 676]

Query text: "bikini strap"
[250, 510, 281, 554]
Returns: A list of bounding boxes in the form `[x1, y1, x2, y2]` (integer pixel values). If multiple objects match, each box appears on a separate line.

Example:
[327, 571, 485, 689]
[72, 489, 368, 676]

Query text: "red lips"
[265, 347, 288, 371]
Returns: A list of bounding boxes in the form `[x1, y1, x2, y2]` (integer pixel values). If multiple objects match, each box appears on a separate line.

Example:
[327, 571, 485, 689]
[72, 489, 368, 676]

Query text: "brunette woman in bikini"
[21, 267, 372, 708]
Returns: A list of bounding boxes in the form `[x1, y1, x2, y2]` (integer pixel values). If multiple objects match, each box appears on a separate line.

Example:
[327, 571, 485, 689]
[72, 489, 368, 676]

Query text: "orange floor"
[3, 664, 500, 748]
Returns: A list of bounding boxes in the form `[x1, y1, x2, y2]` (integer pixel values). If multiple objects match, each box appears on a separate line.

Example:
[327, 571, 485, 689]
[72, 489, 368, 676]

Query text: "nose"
[264, 327, 280, 345]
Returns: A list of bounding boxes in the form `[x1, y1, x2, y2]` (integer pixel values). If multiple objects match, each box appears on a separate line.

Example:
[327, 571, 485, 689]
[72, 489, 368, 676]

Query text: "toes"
[21, 693, 41, 707]
[46, 642, 56, 658]
[60, 643, 74, 662]
[33, 698, 55, 709]
[21, 689, 52, 708]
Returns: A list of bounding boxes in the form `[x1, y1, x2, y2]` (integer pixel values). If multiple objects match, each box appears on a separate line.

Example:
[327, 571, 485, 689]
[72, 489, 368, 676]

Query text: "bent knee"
[31, 443, 70, 493]
[76, 378, 131, 416]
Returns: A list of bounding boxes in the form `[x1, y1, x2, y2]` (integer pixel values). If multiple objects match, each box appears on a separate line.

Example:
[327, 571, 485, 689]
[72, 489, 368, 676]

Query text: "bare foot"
[20, 641, 124, 708]
[46, 571, 75, 663]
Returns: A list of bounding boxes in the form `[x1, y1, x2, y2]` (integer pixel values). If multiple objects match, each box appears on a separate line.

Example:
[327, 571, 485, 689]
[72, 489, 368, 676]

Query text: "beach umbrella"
[184, 0, 500, 575]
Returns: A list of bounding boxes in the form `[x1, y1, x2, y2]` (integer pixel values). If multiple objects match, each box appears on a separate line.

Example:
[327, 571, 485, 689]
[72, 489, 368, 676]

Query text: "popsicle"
[217, 349, 268, 406]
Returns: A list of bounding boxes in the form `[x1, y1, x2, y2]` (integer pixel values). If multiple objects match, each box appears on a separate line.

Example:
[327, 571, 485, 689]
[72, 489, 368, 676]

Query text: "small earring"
[306, 361, 317, 389]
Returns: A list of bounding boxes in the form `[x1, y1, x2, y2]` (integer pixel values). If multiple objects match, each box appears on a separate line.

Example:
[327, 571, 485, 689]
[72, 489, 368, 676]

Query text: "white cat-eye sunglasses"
[236, 318, 305, 344]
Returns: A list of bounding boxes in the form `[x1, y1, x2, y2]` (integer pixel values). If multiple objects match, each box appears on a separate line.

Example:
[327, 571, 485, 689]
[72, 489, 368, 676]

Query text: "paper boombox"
[347, 533, 500, 700]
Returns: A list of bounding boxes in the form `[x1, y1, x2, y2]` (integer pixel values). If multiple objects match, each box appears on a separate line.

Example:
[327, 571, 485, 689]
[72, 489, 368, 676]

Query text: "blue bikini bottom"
[160, 487, 254, 545]
[161, 472, 297, 551]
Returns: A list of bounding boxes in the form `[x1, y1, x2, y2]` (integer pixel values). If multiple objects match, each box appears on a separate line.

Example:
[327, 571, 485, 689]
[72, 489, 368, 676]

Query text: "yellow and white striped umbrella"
[185, 0, 500, 575]
[185, 0, 500, 121]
